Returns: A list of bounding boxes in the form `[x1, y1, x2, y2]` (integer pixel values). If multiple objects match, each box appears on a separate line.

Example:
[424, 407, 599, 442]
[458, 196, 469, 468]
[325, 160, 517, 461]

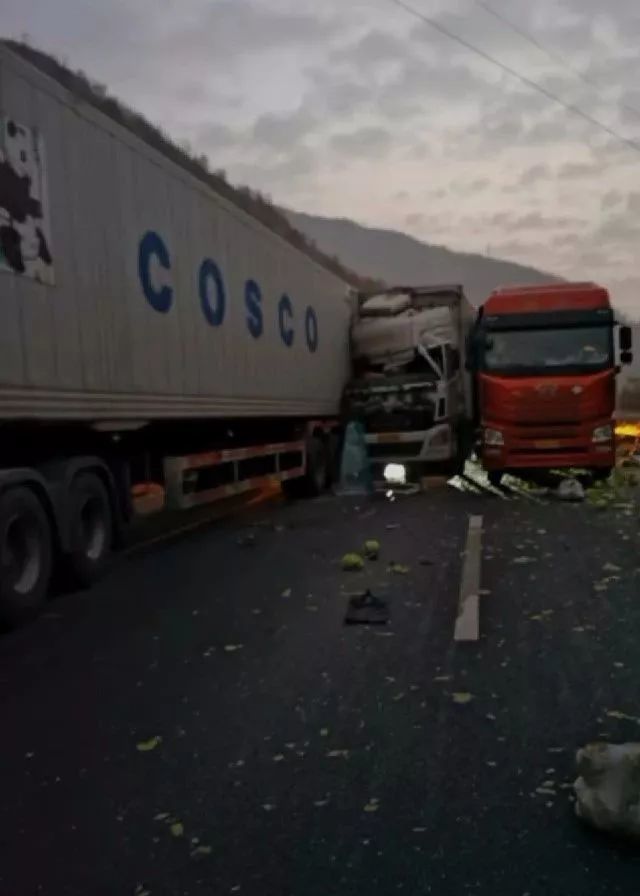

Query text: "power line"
[470, 0, 640, 123]
[382, 0, 640, 155]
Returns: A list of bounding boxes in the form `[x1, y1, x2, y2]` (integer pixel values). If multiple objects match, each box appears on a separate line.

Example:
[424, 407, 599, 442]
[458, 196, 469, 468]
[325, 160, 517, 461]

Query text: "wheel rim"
[3, 513, 42, 595]
[79, 496, 107, 561]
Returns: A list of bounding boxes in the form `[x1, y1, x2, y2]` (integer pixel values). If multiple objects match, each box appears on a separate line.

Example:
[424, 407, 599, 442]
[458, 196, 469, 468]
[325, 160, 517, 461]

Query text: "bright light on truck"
[384, 463, 406, 484]
[592, 424, 613, 443]
[483, 428, 504, 446]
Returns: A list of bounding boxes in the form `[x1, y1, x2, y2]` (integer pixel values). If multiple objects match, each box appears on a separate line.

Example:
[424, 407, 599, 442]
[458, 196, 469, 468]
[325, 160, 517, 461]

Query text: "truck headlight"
[484, 428, 504, 446]
[592, 424, 613, 443]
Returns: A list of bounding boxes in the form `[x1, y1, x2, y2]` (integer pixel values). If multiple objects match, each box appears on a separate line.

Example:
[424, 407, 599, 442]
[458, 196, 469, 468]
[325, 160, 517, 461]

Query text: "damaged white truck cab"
[343, 285, 474, 480]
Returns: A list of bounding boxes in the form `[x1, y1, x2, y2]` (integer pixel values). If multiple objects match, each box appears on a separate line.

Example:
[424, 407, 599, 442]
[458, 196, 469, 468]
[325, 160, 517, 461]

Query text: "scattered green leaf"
[452, 692, 473, 704]
[606, 709, 640, 723]
[363, 539, 381, 559]
[388, 563, 410, 575]
[136, 736, 162, 753]
[170, 822, 184, 838]
[342, 553, 364, 571]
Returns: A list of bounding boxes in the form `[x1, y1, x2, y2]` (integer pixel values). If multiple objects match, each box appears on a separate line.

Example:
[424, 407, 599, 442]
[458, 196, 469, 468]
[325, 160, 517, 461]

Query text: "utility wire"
[383, 0, 640, 155]
[470, 0, 640, 122]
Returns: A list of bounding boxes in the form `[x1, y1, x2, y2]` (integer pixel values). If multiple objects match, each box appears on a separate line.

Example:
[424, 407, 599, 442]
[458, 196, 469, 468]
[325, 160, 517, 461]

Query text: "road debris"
[557, 478, 585, 501]
[344, 589, 389, 625]
[452, 692, 474, 704]
[363, 798, 380, 813]
[136, 736, 162, 752]
[574, 742, 640, 839]
[363, 539, 381, 560]
[387, 563, 410, 575]
[606, 709, 640, 724]
[342, 553, 365, 571]
[169, 821, 184, 838]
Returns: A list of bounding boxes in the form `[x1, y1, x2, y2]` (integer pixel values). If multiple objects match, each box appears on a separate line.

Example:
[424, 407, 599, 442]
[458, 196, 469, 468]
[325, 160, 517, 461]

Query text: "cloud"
[597, 211, 640, 241]
[448, 178, 491, 196]
[487, 211, 584, 231]
[601, 190, 624, 211]
[168, 0, 338, 62]
[251, 108, 317, 151]
[329, 126, 392, 157]
[329, 29, 408, 69]
[405, 212, 424, 227]
[557, 161, 600, 179]
[522, 164, 551, 183]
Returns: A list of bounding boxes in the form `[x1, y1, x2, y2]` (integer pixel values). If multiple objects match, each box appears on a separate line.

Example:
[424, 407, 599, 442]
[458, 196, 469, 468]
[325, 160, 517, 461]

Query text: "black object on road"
[344, 589, 389, 625]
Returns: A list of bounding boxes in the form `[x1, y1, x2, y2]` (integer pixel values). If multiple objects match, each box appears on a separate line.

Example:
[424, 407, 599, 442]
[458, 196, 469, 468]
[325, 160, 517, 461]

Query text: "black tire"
[66, 472, 113, 587]
[327, 431, 342, 489]
[443, 432, 468, 478]
[0, 486, 53, 627]
[282, 435, 328, 499]
[488, 470, 504, 488]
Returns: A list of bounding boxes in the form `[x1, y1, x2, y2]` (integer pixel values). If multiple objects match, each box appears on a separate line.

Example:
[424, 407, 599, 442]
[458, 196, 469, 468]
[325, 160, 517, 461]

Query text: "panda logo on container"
[138, 229, 319, 353]
[0, 117, 54, 282]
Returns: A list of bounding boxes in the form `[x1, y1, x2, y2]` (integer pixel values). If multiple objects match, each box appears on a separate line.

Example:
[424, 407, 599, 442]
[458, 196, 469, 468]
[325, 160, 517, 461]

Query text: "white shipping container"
[0, 44, 352, 421]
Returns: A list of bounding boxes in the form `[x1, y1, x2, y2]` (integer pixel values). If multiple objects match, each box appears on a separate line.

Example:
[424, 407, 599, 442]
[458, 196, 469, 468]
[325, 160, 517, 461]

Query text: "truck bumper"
[481, 422, 615, 471]
[365, 423, 454, 465]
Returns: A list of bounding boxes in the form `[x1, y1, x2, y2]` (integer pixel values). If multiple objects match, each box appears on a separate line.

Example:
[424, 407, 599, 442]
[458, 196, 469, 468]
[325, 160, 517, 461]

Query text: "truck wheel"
[0, 486, 53, 626]
[308, 435, 329, 496]
[327, 431, 342, 489]
[282, 435, 328, 499]
[66, 472, 113, 587]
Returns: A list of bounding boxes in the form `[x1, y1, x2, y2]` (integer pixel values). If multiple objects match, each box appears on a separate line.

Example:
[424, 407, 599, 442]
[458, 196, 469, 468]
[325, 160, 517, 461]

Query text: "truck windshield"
[484, 326, 612, 372]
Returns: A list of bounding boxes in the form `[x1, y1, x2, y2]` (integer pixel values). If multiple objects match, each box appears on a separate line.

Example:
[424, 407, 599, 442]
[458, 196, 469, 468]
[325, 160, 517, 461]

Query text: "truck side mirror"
[620, 325, 632, 352]
[621, 350, 633, 365]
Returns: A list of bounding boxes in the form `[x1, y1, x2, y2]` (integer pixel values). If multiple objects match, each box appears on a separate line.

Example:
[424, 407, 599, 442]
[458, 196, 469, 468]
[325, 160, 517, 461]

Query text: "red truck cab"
[469, 282, 632, 484]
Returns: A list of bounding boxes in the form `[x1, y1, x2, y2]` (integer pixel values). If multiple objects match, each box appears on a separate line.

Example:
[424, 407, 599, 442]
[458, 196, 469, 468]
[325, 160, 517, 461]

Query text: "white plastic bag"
[574, 742, 640, 839]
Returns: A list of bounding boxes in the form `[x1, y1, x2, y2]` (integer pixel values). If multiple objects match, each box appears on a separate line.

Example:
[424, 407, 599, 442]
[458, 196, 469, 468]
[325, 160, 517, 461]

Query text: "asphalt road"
[1, 483, 640, 896]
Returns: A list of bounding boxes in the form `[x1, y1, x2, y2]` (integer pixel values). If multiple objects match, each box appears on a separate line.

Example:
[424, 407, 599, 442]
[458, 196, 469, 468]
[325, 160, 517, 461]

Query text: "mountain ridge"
[285, 209, 561, 307]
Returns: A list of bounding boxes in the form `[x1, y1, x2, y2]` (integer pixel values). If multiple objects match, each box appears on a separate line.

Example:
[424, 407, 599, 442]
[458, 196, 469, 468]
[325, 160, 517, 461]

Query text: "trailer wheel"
[0, 486, 53, 626]
[66, 472, 113, 587]
[327, 430, 342, 489]
[282, 435, 328, 499]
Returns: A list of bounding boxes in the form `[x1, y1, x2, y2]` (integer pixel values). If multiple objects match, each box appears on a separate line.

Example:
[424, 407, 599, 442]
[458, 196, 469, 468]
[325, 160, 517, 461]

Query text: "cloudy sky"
[3, 0, 640, 315]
